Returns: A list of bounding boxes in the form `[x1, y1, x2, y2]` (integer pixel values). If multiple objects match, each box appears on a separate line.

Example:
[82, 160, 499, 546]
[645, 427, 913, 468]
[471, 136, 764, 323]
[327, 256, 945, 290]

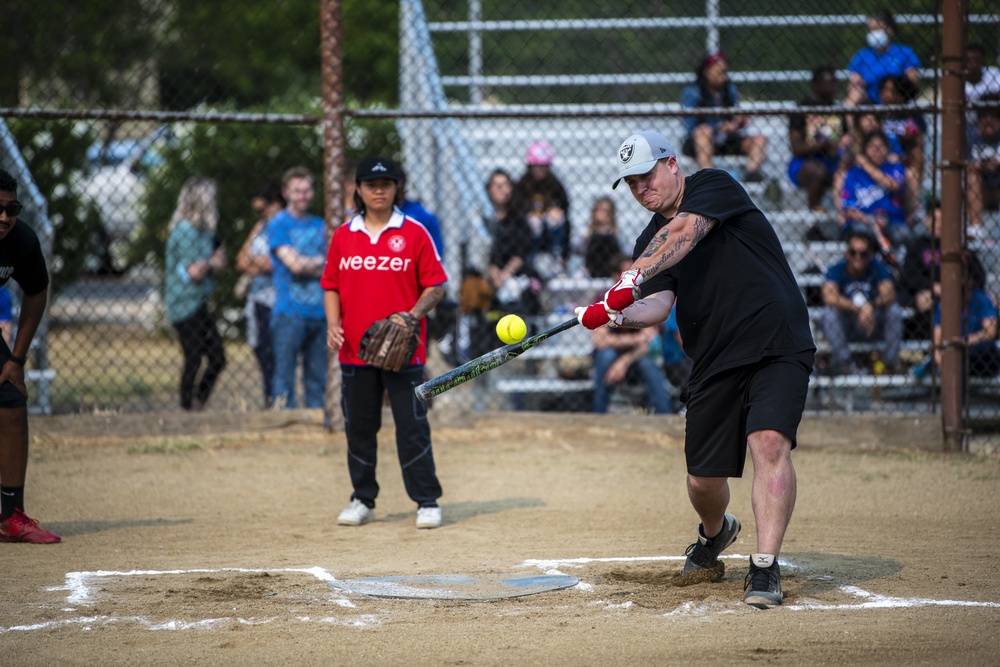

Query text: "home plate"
[328, 573, 579, 600]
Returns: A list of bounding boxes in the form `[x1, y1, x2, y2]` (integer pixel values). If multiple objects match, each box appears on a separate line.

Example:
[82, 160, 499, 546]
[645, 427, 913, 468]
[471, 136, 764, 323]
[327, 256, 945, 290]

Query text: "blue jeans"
[270, 313, 327, 408]
[592, 348, 673, 414]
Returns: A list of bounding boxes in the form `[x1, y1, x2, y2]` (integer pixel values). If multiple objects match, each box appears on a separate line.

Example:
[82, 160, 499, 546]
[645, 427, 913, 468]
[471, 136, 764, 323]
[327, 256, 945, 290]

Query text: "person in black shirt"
[576, 131, 814, 609]
[0, 169, 60, 543]
[486, 169, 543, 316]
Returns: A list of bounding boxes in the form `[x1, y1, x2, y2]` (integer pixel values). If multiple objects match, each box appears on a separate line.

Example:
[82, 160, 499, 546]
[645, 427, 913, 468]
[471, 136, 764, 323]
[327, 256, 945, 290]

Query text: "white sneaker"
[415, 506, 442, 529]
[337, 499, 374, 526]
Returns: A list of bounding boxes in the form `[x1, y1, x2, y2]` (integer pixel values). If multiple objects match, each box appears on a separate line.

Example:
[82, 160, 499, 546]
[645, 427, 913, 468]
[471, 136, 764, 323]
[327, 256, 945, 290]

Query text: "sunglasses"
[0, 201, 22, 217]
[847, 248, 872, 258]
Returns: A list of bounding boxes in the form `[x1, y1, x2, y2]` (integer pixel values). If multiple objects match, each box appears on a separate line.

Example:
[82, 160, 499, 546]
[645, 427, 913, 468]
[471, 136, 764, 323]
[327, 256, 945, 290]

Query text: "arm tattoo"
[412, 285, 446, 319]
[638, 212, 717, 279]
[619, 300, 655, 329]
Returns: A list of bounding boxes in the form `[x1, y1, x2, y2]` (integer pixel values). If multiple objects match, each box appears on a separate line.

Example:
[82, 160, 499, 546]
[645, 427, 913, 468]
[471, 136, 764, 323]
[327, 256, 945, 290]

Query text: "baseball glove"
[359, 312, 420, 372]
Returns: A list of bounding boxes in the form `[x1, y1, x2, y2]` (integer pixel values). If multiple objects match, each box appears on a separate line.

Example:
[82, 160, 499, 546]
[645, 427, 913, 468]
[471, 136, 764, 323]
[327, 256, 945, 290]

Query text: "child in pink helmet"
[513, 140, 571, 278]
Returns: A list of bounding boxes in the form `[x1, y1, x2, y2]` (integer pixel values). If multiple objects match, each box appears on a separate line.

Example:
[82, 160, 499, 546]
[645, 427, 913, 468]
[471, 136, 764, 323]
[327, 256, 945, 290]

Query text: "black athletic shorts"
[683, 351, 813, 478]
[0, 340, 27, 408]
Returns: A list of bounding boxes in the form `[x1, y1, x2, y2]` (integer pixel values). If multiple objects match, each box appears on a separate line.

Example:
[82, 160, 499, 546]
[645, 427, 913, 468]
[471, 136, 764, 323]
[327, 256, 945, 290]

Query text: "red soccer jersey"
[321, 210, 448, 366]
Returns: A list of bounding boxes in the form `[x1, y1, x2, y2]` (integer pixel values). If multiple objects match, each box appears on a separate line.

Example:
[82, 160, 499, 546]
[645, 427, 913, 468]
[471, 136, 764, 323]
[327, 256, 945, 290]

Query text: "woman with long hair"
[163, 177, 227, 411]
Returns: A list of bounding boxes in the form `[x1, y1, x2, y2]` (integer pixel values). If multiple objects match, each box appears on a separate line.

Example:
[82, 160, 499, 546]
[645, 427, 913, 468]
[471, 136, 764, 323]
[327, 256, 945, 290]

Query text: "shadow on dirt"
[381, 497, 545, 525]
[781, 551, 904, 595]
[45, 517, 194, 538]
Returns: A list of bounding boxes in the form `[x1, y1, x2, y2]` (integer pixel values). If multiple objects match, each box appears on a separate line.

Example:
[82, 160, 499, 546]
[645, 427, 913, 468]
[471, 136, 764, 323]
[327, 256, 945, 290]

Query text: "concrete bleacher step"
[494, 377, 593, 394]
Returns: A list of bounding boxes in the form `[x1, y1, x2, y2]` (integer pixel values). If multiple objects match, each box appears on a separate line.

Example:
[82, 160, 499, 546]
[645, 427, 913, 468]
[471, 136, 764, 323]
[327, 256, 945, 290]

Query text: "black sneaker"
[681, 514, 741, 580]
[744, 554, 783, 609]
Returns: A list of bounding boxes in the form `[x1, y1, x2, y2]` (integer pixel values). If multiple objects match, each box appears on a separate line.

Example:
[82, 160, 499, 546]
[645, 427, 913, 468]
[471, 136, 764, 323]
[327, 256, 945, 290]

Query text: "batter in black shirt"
[576, 131, 814, 609]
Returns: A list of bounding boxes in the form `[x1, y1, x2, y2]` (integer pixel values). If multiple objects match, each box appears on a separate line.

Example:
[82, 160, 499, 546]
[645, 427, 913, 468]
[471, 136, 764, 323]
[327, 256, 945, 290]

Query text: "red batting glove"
[575, 303, 623, 330]
[604, 270, 643, 311]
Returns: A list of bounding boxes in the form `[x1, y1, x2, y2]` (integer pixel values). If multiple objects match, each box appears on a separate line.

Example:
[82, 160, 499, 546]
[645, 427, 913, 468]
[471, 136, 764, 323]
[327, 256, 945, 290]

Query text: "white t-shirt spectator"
[966, 65, 1000, 123]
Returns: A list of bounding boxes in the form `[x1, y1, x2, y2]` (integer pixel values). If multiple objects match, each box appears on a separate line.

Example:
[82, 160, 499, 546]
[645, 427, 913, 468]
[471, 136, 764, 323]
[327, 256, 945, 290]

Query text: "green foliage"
[7, 119, 107, 292]
[4, 0, 159, 108]
[157, 0, 399, 109]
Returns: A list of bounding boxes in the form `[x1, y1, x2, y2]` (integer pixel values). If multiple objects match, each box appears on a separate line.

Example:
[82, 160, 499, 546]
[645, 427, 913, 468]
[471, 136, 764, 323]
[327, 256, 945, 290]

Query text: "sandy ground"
[2, 409, 999, 666]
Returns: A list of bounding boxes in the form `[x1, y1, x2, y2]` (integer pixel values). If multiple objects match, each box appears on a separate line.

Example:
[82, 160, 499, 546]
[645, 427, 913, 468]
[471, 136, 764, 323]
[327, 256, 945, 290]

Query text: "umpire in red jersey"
[0, 169, 60, 543]
[322, 157, 448, 530]
[576, 131, 815, 608]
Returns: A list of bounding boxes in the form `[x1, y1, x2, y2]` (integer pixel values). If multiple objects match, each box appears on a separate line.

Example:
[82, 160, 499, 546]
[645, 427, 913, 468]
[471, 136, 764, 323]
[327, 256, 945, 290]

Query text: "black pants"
[171, 303, 227, 409]
[251, 302, 274, 406]
[340, 364, 442, 508]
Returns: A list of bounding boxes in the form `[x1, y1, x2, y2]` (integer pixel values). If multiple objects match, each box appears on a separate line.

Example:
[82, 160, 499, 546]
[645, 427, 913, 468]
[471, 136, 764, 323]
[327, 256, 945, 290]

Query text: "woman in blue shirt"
[933, 259, 999, 378]
[845, 11, 922, 106]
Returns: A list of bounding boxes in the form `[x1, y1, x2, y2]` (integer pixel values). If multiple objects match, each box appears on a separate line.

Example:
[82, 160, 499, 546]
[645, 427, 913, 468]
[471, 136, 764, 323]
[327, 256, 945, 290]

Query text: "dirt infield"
[3, 410, 999, 666]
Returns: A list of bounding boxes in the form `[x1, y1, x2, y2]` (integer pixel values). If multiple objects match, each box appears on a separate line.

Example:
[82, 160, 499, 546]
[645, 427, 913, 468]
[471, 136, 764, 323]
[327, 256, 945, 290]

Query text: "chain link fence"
[2, 1, 998, 447]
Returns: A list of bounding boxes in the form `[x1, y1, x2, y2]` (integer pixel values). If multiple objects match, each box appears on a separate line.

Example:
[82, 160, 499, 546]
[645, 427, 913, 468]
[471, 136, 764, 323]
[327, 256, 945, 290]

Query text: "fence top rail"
[440, 69, 939, 88]
[428, 14, 994, 33]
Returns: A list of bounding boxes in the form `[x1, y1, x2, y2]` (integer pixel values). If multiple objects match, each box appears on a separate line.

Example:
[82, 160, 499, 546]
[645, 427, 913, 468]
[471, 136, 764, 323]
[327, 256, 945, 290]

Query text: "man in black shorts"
[0, 169, 60, 543]
[576, 131, 814, 608]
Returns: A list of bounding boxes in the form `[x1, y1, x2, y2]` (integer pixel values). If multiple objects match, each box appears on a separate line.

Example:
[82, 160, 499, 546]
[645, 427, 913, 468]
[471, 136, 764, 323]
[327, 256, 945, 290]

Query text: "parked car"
[76, 125, 171, 273]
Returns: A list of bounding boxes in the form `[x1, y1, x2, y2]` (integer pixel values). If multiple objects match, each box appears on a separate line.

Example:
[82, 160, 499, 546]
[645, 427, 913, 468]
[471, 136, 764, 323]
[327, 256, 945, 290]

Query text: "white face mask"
[867, 29, 889, 50]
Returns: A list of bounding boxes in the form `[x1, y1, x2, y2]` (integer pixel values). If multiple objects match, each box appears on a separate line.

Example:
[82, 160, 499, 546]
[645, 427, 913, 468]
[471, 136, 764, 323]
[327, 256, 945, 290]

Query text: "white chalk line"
[518, 555, 1000, 615]
[0, 566, 381, 635]
[4, 556, 998, 633]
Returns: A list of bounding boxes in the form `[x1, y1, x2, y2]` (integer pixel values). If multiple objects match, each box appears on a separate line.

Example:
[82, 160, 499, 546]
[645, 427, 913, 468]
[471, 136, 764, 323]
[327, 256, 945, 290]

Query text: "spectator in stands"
[490, 168, 544, 316]
[787, 66, 849, 212]
[966, 105, 1000, 235]
[0, 286, 11, 346]
[512, 140, 571, 278]
[839, 130, 909, 258]
[0, 169, 60, 543]
[878, 75, 927, 223]
[439, 168, 528, 365]
[681, 51, 767, 182]
[399, 166, 445, 258]
[268, 166, 328, 409]
[581, 195, 624, 279]
[832, 111, 903, 222]
[932, 255, 999, 379]
[897, 200, 941, 341]
[844, 10, 921, 107]
[965, 44, 1000, 131]
[900, 200, 990, 343]
[236, 180, 285, 408]
[164, 177, 227, 412]
[590, 255, 673, 414]
[820, 229, 904, 375]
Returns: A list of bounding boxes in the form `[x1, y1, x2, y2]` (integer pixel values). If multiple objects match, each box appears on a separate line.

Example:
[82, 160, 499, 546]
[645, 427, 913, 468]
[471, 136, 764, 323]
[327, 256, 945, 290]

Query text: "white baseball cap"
[612, 131, 676, 189]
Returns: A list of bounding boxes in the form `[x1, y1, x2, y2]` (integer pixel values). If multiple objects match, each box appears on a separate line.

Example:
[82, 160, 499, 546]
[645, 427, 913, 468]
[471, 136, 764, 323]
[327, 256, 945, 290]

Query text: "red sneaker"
[0, 508, 61, 544]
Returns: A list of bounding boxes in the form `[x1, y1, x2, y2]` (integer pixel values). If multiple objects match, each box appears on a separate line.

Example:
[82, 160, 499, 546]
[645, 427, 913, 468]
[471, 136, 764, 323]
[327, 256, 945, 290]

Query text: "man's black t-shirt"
[0, 219, 49, 296]
[634, 169, 814, 388]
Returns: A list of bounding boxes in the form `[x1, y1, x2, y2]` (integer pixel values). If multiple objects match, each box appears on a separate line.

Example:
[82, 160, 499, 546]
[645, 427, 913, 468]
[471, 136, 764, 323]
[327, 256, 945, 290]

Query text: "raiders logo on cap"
[619, 143, 635, 163]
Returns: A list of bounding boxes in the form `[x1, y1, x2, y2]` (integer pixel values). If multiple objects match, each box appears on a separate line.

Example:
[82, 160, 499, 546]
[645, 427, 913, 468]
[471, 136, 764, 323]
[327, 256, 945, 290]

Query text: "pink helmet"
[525, 140, 555, 165]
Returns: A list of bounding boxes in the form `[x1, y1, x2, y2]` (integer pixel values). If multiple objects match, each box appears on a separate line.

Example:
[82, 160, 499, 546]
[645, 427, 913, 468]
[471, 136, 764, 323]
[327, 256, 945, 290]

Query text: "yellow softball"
[496, 314, 527, 344]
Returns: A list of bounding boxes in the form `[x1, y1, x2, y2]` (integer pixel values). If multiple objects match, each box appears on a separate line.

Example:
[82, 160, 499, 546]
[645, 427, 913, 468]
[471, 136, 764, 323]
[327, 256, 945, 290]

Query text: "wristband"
[7, 353, 26, 366]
